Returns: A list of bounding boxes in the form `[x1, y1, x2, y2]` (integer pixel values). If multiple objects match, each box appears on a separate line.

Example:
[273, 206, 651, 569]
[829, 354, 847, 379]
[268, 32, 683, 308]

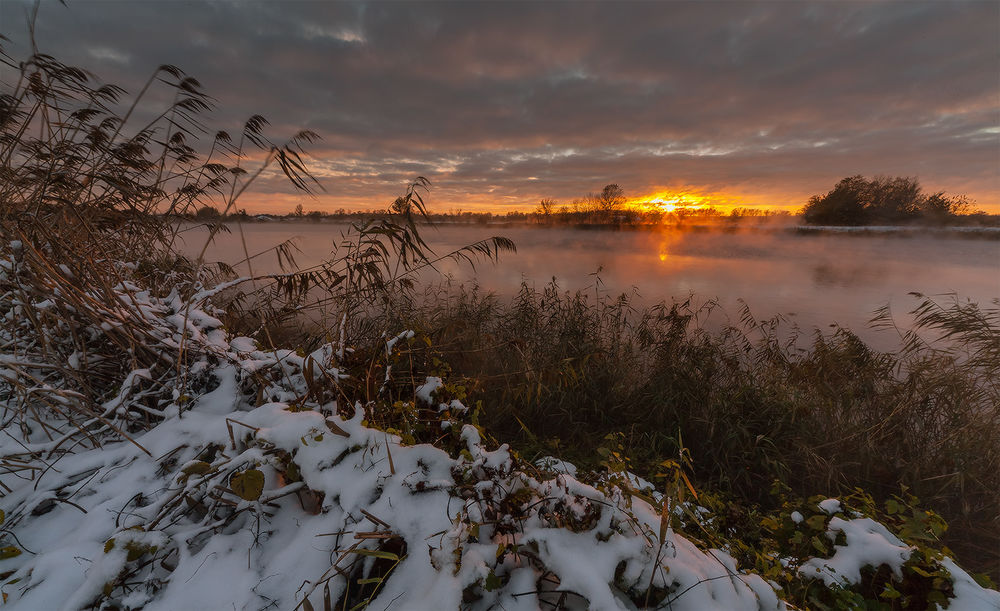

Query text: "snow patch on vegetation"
[1, 267, 997, 609]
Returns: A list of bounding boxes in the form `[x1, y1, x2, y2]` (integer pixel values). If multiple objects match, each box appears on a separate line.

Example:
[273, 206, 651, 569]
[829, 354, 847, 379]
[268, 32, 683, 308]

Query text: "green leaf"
[880, 585, 901, 600]
[104, 539, 115, 553]
[972, 572, 997, 589]
[0, 547, 21, 560]
[760, 516, 779, 532]
[126, 543, 146, 562]
[810, 535, 829, 555]
[484, 570, 502, 592]
[805, 514, 827, 531]
[230, 469, 265, 501]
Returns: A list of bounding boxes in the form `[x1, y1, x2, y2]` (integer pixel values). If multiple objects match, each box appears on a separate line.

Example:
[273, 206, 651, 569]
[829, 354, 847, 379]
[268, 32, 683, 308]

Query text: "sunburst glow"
[626, 190, 712, 213]
[625, 188, 753, 214]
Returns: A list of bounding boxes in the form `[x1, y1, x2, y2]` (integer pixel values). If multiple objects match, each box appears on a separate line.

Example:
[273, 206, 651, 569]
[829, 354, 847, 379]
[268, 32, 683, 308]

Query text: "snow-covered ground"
[2, 246, 998, 610]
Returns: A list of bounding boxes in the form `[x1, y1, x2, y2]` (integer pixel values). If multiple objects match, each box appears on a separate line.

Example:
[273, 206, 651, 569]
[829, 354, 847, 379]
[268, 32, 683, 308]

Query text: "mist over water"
[184, 221, 999, 350]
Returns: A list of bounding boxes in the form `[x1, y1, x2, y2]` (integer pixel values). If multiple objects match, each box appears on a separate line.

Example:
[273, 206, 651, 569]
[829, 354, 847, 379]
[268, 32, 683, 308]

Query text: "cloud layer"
[2, 0, 997, 212]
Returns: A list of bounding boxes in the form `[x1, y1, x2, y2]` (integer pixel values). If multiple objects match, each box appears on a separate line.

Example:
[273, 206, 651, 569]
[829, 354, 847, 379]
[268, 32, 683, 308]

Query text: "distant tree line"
[530, 183, 792, 226]
[533, 183, 635, 223]
[184, 177, 995, 229]
[182, 182, 789, 227]
[802, 175, 982, 226]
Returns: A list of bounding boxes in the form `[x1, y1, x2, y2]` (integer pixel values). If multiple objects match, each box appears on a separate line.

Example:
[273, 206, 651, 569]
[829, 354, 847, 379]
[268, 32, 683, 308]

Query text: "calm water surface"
[184, 222, 999, 349]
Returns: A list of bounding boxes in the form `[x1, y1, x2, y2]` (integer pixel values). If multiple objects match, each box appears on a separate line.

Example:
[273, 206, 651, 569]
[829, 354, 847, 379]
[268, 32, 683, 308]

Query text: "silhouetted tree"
[802, 175, 870, 225]
[865, 176, 922, 223]
[804, 175, 977, 226]
[536, 198, 556, 215]
[597, 184, 626, 212]
[194, 205, 221, 220]
[921, 192, 975, 221]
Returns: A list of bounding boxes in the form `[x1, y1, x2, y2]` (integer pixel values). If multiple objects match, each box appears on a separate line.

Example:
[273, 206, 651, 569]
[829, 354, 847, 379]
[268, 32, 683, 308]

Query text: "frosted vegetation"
[2, 40, 999, 610]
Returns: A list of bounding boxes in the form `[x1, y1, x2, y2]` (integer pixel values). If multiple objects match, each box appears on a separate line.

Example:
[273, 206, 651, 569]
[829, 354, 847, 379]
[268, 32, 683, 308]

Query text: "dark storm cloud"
[2, 0, 997, 210]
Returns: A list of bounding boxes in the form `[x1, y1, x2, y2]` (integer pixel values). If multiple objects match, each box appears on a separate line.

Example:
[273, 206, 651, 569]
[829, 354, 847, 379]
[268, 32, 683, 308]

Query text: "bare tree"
[597, 184, 626, 212]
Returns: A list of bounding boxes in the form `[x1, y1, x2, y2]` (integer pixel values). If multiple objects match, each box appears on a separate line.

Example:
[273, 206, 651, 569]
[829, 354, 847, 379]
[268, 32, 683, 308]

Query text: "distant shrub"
[802, 175, 981, 225]
[195, 205, 222, 220]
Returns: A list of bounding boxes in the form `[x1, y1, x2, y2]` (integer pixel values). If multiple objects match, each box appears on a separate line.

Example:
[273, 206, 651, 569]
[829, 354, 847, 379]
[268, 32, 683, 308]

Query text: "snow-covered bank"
[2, 246, 998, 610]
[0, 384, 780, 609]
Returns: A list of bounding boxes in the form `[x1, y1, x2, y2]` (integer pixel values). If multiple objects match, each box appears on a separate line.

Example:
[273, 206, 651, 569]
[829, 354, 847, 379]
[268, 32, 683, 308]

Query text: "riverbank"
[2, 229, 999, 607]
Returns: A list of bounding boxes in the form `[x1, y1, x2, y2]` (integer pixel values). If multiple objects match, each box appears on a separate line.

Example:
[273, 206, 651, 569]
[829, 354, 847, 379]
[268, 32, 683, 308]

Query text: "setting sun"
[629, 192, 707, 213]
[626, 189, 738, 213]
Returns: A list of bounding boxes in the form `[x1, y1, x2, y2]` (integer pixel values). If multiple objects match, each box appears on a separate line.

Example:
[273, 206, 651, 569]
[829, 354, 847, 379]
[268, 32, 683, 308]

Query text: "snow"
[0, 347, 787, 610]
[941, 557, 1000, 610]
[1, 263, 997, 610]
[415, 376, 444, 404]
[385, 329, 414, 354]
[536, 456, 579, 477]
[799, 517, 912, 586]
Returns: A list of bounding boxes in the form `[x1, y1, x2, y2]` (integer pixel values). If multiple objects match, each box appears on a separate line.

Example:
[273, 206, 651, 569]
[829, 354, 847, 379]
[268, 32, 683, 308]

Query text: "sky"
[2, 0, 998, 213]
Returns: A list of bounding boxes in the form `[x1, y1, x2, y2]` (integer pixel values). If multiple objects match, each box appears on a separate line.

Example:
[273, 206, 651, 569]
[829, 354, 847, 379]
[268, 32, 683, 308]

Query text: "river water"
[182, 221, 999, 350]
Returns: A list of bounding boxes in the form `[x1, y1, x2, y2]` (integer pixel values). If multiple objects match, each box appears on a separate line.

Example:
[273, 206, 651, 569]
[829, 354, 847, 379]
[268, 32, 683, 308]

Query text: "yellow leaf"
[231, 469, 265, 501]
[680, 472, 699, 501]
[181, 461, 212, 481]
[910, 565, 933, 578]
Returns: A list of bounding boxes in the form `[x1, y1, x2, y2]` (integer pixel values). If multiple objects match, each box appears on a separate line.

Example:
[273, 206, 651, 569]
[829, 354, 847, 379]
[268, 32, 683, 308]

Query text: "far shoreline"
[188, 216, 1000, 239]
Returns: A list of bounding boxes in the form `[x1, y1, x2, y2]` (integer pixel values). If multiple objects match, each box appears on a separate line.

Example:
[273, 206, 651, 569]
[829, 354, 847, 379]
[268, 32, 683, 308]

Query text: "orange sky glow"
[235, 185, 999, 216]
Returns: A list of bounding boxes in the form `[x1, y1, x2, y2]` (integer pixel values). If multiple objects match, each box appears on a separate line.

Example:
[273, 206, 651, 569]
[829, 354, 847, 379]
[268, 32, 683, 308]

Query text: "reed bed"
[350, 281, 1000, 579]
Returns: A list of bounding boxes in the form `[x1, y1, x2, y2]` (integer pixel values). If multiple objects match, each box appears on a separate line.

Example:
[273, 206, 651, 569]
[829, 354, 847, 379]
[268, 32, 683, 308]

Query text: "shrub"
[802, 175, 980, 225]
